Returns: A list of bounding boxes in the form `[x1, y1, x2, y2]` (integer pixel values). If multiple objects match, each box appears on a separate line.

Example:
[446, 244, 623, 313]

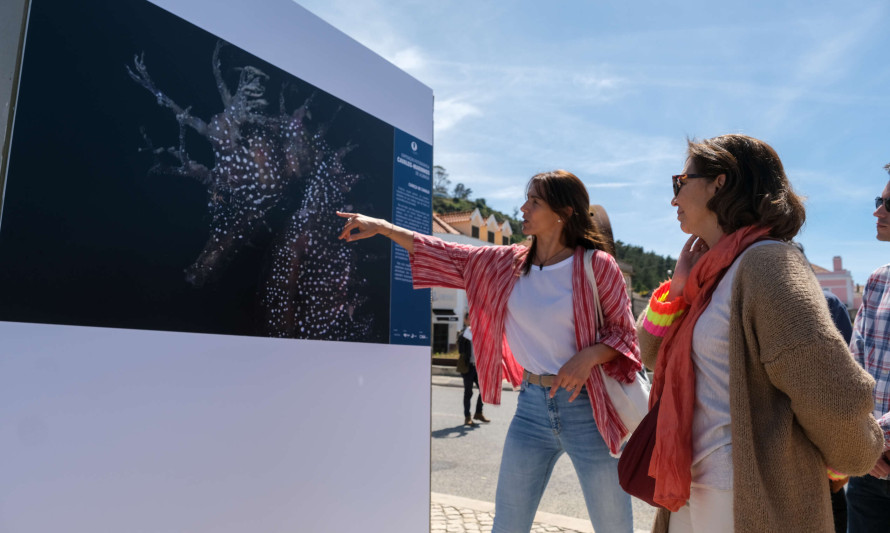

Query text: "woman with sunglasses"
[338, 170, 640, 533]
[637, 134, 883, 533]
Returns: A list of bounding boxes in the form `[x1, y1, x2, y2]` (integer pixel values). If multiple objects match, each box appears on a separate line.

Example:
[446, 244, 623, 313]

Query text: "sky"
[296, 0, 890, 286]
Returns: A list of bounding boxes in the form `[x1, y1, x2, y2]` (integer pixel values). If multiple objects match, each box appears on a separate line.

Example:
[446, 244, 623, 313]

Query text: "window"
[502, 236, 509, 245]
[488, 233, 495, 243]
[432, 323, 449, 354]
[471, 226, 479, 238]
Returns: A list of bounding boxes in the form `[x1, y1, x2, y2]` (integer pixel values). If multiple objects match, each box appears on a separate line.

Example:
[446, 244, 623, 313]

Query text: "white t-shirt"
[504, 256, 577, 375]
[462, 326, 475, 365]
[690, 240, 776, 489]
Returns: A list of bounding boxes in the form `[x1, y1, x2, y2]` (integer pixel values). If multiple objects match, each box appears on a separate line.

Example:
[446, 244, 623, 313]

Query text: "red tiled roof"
[438, 210, 475, 224]
[432, 213, 460, 234]
[811, 264, 830, 273]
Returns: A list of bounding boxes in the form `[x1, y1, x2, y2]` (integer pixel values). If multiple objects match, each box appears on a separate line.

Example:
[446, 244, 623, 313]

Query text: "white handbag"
[583, 249, 651, 442]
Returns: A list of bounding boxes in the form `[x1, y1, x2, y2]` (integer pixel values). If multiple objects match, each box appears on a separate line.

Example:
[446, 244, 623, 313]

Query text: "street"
[431, 377, 657, 531]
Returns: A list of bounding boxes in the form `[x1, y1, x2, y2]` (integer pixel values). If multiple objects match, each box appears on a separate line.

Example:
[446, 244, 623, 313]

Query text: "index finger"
[568, 386, 581, 402]
[337, 212, 359, 240]
[549, 376, 565, 398]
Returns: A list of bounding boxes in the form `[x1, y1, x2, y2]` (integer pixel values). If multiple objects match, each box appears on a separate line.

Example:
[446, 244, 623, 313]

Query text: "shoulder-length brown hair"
[521, 170, 613, 275]
[687, 134, 805, 241]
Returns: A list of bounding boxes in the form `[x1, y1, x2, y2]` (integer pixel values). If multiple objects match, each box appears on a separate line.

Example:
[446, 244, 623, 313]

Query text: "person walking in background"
[846, 172, 890, 533]
[338, 170, 640, 533]
[637, 134, 882, 533]
[457, 311, 489, 426]
[792, 241, 855, 533]
[822, 284, 857, 533]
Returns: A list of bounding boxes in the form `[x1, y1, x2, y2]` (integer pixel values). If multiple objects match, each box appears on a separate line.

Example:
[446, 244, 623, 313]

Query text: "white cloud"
[570, 72, 626, 101]
[390, 47, 425, 72]
[296, 0, 432, 78]
[434, 98, 482, 132]
[295, 0, 890, 281]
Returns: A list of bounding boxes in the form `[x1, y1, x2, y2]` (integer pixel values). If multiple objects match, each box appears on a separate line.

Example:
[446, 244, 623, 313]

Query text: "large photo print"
[0, 0, 400, 343]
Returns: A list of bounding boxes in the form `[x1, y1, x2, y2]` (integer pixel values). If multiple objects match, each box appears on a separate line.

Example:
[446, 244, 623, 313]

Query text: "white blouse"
[504, 256, 577, 375]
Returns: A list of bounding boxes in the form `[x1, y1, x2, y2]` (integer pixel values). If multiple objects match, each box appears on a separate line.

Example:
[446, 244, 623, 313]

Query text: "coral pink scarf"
[649, 226, 771, 511]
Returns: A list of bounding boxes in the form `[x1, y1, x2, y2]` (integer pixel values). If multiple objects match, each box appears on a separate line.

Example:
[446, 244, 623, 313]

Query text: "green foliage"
[432, 195, 474, 213]
[614, 240, 676, 294]
[453, 182, 472, 200]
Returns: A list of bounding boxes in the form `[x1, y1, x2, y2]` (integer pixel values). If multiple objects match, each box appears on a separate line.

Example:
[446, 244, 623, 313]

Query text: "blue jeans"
[847, 475, 890, 532]
[492, 381, 633, 533]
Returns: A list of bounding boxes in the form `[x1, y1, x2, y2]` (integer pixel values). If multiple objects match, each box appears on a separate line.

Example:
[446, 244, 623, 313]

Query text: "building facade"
[429, 210, 510, 353]
[812, 255, 861, 311]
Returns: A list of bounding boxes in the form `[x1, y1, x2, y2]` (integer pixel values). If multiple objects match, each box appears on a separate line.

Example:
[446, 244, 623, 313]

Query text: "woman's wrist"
[579, 343, 619, 368]
[379, 219, 394, 237]
[666, 273, 688, 299]
[642, 280, 689, 337]
[666, 281, 682, 300]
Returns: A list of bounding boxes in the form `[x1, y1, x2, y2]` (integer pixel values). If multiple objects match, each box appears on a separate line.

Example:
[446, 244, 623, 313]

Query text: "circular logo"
[410, 141, 418, 152]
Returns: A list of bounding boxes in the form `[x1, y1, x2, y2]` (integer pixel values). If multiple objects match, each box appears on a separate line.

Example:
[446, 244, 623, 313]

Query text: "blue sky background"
[297, 0, 890, 286]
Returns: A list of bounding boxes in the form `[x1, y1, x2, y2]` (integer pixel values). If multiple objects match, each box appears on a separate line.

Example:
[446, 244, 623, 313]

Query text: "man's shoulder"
[871, 263, 890, 276]
[867, 264, 890, 287]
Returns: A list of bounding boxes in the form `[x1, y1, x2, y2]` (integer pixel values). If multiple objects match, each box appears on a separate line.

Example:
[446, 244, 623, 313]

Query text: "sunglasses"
[875, 197, 890, 211]
[671, 174, 713, 197]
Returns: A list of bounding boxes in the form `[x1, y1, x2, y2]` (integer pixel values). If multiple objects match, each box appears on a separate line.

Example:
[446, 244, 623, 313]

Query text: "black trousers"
[832, 482, 847, 533]
[462, 364, 483, 417]
[847, 475, 890, 532]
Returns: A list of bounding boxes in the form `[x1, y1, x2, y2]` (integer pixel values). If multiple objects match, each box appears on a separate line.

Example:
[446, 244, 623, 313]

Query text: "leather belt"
[523, 370, 556, 387]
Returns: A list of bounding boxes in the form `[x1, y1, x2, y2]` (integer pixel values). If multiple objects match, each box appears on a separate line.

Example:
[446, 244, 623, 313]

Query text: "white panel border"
[147, 0, 433, 144]
[0, 322, 431, 533]
[0, 1, 433, 531]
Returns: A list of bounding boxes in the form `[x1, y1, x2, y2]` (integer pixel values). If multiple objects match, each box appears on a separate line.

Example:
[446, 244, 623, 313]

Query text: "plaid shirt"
[851, 264, 890, 449]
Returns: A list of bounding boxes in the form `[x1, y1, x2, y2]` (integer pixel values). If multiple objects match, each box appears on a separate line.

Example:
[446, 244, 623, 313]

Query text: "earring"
[558, 219, 562, 223]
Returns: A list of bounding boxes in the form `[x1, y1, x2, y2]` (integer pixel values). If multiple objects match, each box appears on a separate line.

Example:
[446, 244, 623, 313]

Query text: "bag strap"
[583, 249, 604, 332]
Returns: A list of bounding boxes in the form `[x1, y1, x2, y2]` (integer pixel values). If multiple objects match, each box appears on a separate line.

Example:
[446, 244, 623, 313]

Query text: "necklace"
[535, 246, 569, 270]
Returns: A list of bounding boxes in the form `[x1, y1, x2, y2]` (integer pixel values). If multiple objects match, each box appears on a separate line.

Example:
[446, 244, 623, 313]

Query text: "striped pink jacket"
[410, 233, 641, 453]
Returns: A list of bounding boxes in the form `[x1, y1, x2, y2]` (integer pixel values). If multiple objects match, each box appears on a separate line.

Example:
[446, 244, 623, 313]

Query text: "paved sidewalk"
[431, 492, 650, 533]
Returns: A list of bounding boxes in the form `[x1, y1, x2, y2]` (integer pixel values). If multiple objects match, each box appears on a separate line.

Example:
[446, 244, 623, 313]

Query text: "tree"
[614, 240, 676, 294]
[433, 165, 451, 197]
[453, 182, 472, 200]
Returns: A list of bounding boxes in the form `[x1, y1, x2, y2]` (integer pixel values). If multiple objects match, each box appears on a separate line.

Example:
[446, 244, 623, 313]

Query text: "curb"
[431, 364, 461, 377]
[431, 366, 517, 391]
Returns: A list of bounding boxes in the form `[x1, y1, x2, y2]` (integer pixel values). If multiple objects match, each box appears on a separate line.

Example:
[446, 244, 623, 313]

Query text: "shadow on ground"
[431, 424, 480, 439]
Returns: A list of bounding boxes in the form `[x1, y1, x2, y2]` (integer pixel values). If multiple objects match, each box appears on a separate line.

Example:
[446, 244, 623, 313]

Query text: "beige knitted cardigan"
[637, 243, 883, 533]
